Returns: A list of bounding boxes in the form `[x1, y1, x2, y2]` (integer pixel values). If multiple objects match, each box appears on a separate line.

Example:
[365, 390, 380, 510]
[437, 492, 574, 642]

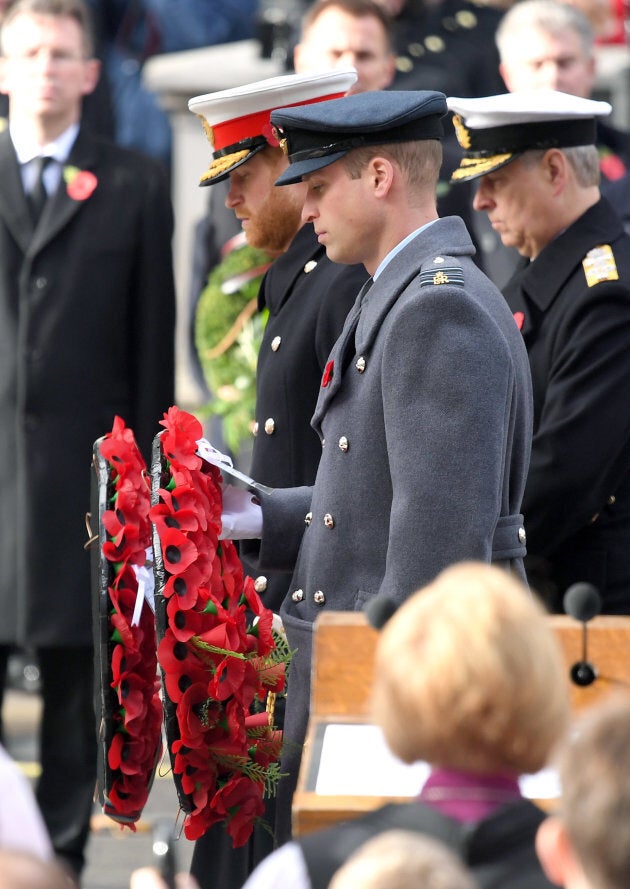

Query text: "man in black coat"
[187, 69, 368, 887]
[0, 0, 175, 878]
[449, 89, 630, 614]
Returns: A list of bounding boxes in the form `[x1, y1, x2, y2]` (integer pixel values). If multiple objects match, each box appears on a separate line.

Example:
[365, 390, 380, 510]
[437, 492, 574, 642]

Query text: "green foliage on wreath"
[195, 243, 271, 455]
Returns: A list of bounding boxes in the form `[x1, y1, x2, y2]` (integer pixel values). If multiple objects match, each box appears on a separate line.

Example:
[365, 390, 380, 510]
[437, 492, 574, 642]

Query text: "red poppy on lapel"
[64, 168, 98, 201]
[513, 311, 525, 331]
[322, 359, 334, 387]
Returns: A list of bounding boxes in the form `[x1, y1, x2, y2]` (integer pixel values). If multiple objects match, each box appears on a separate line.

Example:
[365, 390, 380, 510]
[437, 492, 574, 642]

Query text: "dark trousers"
[0, 645, 97, 878]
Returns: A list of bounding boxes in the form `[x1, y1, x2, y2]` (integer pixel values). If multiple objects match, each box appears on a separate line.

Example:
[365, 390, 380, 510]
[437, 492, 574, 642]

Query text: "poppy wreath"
[91, 416, 163, 827]
[150, 406, 289, 847]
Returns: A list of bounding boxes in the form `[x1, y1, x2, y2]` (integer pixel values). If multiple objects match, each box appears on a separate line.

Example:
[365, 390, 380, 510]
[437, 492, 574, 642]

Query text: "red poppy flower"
[159, 406, 203, 469]
[66, 169, 98, 200]
[211, 775, 265, 847]
[166, 599, 208, 642]
[160, 527, 198, 575]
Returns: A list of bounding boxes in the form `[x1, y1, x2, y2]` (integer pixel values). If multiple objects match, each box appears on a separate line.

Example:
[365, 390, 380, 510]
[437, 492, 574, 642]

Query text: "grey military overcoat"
[257, 216, 533, 841]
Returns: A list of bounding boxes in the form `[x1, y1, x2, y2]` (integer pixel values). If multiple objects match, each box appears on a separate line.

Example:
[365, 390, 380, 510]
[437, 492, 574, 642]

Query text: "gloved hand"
[220, 484, 263, 540]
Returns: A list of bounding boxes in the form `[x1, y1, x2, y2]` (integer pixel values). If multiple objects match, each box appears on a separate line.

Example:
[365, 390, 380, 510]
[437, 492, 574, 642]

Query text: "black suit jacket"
[503, 198, 630, 612]
[0, 126, 175, 645]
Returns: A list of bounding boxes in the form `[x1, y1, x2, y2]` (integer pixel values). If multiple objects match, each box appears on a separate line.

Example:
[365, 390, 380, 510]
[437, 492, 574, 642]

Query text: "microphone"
[364, 594, 398, 630]
[563, 582, 602, 687]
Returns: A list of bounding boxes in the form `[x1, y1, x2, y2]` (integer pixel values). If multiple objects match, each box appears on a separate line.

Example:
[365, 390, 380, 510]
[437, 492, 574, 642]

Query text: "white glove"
[220, 484, 263, 540]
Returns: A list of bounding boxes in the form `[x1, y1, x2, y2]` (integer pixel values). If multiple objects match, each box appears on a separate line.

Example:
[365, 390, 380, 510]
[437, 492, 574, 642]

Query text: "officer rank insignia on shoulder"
[420, 266, 465, 287]
[582, 245, 619, 287]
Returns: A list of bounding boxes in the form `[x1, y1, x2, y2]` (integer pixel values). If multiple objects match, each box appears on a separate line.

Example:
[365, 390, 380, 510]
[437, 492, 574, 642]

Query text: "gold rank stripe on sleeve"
[582, 244, 619, 287]
[420, 266, 465, 287]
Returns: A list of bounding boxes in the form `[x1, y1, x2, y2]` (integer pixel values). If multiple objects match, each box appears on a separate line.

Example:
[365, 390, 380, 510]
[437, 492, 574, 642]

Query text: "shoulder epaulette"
[419, 256, 465, 288]
[582, 244, 619, 287]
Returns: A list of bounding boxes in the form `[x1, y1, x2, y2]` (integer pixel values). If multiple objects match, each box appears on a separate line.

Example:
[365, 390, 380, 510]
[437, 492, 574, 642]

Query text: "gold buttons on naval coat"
[292, 589, 304, 602]
[305, 511, 312, 526]
[324, 513, 335, 529]
[271, 336, 282, 352]
[338, 436, 349, 452]
[254, 576, 267, 593]
[356, 356, 366, 373]
[264, 418, 275, 435]
[607, 495, 616, 506]
[304, 260, 318, 273]
[314, 591, 326, 605]
[518, 527, 526, 544]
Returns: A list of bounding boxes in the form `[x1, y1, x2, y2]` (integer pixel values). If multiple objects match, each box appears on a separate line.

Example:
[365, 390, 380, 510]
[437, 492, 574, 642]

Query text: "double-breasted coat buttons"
[338, 436, 349, 452]
[314, 591, 326, 605]
[324, 513, 335, 529]
[292, 589, 304, 603]
[254, 576, 267, 593]
[264, 418, 275, 435]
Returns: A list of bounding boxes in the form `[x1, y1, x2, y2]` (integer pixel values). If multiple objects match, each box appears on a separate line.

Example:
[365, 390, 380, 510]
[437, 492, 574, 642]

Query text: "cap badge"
[582, 244, 619, 287]
[452, 114, 471, 150]
[271, 125, 288, 155]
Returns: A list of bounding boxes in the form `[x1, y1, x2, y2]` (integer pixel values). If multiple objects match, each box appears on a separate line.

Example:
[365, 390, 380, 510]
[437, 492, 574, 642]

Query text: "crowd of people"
[0, 0, 629, 887]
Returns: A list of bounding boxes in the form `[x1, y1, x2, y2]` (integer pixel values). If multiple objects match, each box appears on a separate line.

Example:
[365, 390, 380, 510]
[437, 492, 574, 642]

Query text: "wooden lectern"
[292, 611, 630, 837]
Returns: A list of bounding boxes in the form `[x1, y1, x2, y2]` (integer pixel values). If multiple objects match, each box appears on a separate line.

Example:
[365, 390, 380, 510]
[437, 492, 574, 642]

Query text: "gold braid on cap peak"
[200, 149, 251, 183]
[451, 153, 513, 180]
[452, 114, 471, 150]
[197, 114, 215, 148]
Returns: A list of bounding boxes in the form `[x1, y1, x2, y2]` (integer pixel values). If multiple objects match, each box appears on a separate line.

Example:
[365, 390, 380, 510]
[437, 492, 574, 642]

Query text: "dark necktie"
[27, 156, 51, 224]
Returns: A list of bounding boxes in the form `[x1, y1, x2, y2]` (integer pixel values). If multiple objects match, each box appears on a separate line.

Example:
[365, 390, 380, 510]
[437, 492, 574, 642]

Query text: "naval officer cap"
[447, 89, 611, 182]
[188, 68, 358, 185]
[271, 90, 447, 185]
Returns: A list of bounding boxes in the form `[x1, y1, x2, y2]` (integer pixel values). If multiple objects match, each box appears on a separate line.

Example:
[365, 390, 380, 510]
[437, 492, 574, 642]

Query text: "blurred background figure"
[536, 694, 630, 889]
[329, 830, 479, 889]
[293, 0, 395, 92]
[242, 562, 569, 889]
[94, 0, 259, 170]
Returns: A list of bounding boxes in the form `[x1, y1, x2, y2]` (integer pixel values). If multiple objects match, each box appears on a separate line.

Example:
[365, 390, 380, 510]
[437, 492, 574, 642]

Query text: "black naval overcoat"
[502, 198, 630, 613]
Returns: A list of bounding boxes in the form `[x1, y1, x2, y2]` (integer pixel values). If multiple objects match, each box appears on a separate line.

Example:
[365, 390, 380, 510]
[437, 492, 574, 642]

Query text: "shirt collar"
[374, 219, 438, 280]
[10, 122, 80, 165]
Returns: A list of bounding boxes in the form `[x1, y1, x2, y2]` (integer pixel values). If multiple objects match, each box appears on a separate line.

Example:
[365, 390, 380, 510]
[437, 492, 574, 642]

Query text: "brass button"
[356, 356, 366, 373]
[518, 527, 526, 544]
[254, 576, 267, 593]
[304, 260, 317, 273]
[271, 336, 282, 352]
[305, 511, 312, 526]
[292, 589, 304, 603]
[424, 34, 445, 52]
[252, 421, 259, 436]
[456, 9, 477, 27]
[338, 436, 349, 452]
[607, 494, 616, 506]
[264, 417, 275, 435]
[314, 591, 326, 606]
[324, 513, 335, 529]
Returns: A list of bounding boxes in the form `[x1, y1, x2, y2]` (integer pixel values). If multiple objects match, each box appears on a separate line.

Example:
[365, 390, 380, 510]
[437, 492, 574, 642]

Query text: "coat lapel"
[27, 127, 99, 258]
[311, 217, 476, 432]
[0, 130, 34, 253]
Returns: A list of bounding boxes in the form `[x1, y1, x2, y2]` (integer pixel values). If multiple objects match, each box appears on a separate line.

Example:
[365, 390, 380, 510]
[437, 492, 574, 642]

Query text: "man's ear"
[542, 148, 568, 195]
[368, 155, 395, 197]
[536, 816, 577, 887]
